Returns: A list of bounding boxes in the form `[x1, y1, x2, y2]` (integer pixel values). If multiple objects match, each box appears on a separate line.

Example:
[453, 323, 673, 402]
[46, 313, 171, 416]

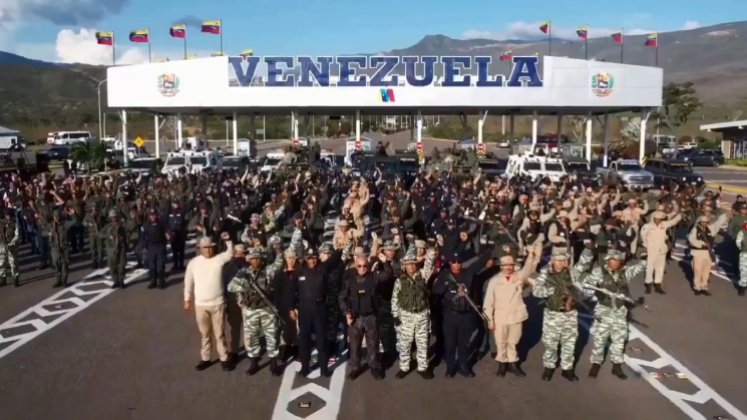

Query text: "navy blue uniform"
[143, 218, 168, 288]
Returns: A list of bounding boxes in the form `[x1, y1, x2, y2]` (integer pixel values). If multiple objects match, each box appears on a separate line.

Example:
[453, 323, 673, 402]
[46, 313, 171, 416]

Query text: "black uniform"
[168, 206, 187, 270]
[432, 252, 490, 375]
[339, 261, 393, 375]
[142, 214, 168, 288]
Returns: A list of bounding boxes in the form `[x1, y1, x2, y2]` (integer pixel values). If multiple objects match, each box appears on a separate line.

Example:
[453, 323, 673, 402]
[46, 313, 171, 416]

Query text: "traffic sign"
[133, 136, 145, 148]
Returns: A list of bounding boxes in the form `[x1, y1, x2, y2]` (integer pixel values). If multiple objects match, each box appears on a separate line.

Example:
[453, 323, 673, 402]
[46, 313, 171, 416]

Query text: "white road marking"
[273, 338, 348, 420]
[0, 263, 147, 360]
[577, 313, 746, 420]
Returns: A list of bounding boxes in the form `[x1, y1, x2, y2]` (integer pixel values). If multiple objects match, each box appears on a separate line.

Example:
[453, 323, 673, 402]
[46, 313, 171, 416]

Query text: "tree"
[70, 141, 108, 174]
[653, 82, 702, 136]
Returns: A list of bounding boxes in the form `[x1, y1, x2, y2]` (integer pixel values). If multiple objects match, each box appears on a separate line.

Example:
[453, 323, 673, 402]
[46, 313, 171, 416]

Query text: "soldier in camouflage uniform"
[84, 206, 105, 268]
[735, 222, 747, 296]
[228, 244, 284, 375]
[44, 209, 73, 288]
[532, 246, 593, 381]
[582, 249, 646, 379]
[101, 210, 128, 289]
[391, 246, 436, 379]
[0, 208, 20, 287]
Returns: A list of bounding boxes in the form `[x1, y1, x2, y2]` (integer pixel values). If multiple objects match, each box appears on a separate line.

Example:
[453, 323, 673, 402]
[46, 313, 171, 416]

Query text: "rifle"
[445, 273, 490, 324]
[242, 271, 286, 327]
[583, 284, 650, 312]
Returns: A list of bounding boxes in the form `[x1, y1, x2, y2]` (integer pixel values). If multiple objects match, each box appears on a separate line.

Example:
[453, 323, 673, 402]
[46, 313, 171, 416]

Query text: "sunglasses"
[356, 265, 367, 268]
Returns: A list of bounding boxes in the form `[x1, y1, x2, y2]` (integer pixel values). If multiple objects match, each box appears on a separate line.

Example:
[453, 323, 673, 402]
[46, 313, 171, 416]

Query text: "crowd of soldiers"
[1, 154, 747, 382]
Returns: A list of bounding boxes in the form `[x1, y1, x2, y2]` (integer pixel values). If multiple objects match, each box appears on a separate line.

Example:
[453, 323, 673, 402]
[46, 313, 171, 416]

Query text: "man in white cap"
[640, 210, 682, 294]
[582, 249, 646, 380]
[533, 245, 593, 381]
[183, 232, 234, 372]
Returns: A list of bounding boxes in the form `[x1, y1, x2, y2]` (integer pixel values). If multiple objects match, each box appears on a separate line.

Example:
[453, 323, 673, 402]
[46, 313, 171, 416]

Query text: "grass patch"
[726, 159, 747, 167]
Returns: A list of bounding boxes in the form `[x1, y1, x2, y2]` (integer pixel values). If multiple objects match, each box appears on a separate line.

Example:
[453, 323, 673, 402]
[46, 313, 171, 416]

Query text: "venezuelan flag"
[170, 24, 186, 38]
[576, 26, 589, 40]
[240, 49, 254, 57]
[611, 31, 624, 44]
[645, 33, 658, 47]
[202, 20, 221, 34]
[539, 21, 550, 34]
[499, 50, 512, 61]
[129, 29, 149, 43]
[95, 31, 113, 46]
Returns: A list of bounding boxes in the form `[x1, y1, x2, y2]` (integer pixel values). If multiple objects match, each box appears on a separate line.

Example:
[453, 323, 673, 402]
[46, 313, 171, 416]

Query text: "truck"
[504, 154, 567, 183]
[596, 159, 655, 189]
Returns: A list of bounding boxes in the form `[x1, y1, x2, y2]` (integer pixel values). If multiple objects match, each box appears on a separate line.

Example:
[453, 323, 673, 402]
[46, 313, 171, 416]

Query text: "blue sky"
[0, 0, 744, 63]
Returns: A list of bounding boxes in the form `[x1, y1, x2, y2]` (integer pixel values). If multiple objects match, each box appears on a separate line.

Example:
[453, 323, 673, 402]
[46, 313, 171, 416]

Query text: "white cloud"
[683, 20, 702, 30]
[462, 20, 685, 41]
[55, 27, 147, 65]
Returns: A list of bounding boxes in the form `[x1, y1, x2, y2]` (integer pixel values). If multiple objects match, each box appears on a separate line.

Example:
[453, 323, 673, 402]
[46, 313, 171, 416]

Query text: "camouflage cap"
[383, 240, 400, 251]
[319, 242, 334, 254]
[247, 247, 264, 259]
[551, 248, 570, 261]
[108, 209, 118, 219]
[499, 255, 516, 266]
[605, 249, 626, 261]
[414, 240, 426, 249]
[697, 215, 710, 223]
[401, 253, 418, 265]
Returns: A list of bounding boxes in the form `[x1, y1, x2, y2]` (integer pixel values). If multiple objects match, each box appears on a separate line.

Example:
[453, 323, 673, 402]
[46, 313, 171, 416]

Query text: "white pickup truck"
[596, 159, 654, 189]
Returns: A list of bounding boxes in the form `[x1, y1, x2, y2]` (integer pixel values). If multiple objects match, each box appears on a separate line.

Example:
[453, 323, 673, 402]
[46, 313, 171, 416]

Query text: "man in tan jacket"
[483, 249, 539, 377]
[688, 214, 728, 295]
[640, 210, 682, 294]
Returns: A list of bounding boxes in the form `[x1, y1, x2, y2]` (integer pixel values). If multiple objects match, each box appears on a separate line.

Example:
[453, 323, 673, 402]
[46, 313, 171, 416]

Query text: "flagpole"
[184, 36, 187, 60]
[585, 37, 588, 60]
[655, 33, 660, 67]
[112, 33, 116, 66]
[220, 19, 224, 55]
[148, 28, 152, 63]
[548, 20, 552, 56]
[620, 29, 624, 63]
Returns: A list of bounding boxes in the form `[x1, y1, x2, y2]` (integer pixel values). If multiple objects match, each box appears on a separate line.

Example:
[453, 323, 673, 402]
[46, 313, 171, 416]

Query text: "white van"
[161, 150, 222, 175]
[260, 150, 286, 173]
[53, 131, 92, 146]
[505, 155, 567, 183]
[0, 135, 25, 151]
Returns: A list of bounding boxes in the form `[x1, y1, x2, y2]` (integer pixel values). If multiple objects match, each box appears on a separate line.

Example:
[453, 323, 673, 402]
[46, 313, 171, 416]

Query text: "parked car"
[643, 157, 704, 188]
[43, 145, 71, 161]
[681, 149, 724, 166]
[565, 158, 601, 185]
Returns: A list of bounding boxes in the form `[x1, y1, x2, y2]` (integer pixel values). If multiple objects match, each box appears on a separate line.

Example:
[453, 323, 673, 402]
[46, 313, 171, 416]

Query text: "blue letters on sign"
[228, 55, 544, 87]
[442, 56, 472, 87]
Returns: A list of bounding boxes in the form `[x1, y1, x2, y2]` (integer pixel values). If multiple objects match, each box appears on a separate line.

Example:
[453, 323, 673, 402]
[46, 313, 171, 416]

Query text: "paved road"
[1, 227, 747, 420]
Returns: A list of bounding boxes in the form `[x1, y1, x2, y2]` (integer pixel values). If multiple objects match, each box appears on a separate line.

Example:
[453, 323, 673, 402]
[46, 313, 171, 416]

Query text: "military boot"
[561, 370, 579, 382]
[654, 284, 666, 295]
[507, 362, 526, 377]
[158, 276, 167, 289]
[320, 364, 332, 378]
[541, 367, 554, 381]
[269, 357, 282, 376]
[418, 369, 434, 380]
[644, 284, 652, 294]
[13, 275, 19, 288]
[588, 363, 601, 378]
[0, 276, 6, 287]
[246, 357, 260, 376]
[147, 278, 157, 289]
[395, 369, 409, 379]
[496, 363, 508, 377]
[611, 364, 627, 380]
[738, 286, 745, 297]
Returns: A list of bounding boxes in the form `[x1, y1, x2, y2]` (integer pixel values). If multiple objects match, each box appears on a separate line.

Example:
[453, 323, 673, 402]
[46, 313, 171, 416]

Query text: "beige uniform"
[641, 214, 682, 284]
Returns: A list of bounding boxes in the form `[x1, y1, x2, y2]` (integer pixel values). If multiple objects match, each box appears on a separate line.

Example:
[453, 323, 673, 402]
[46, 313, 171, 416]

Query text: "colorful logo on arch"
[380, 88, 395, 103]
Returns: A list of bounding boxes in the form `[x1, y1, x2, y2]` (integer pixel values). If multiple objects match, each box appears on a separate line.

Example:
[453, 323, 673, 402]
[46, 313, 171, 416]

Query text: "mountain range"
[1, 20, 746, 139]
